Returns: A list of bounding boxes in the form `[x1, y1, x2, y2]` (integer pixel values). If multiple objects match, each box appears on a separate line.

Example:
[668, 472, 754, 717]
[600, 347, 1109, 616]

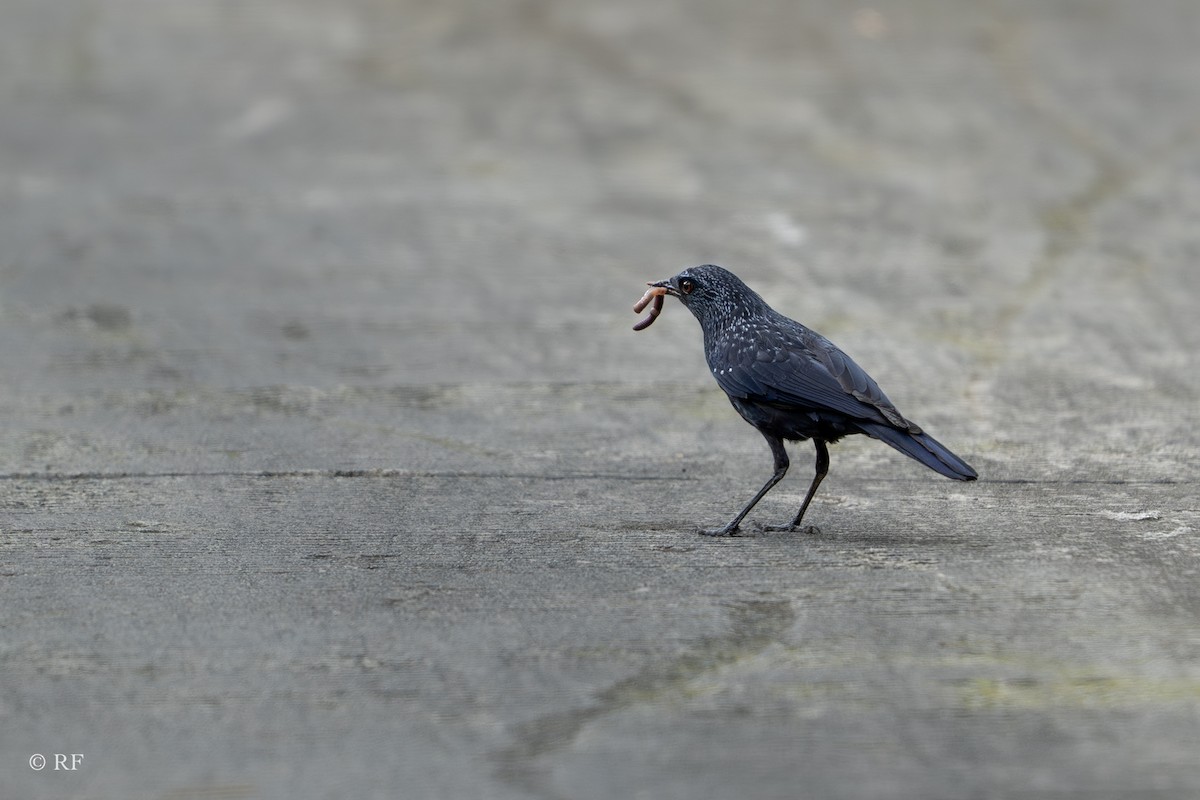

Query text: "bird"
[643, 264, 976, 536]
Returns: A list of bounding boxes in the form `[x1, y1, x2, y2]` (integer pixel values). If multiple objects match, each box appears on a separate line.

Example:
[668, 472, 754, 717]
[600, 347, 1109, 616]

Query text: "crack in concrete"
[0, 471, 1180, 485]
[981, 14, 1131, 346]
[980, 16, 1200, 344]
[492, 598, 795, 800]
[0, 469, 692, 483]
[960, 11, 1200, 433]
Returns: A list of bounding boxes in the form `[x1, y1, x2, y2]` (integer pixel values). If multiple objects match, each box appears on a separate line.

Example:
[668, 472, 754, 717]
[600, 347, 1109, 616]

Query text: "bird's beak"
[649, 279, 680, 297]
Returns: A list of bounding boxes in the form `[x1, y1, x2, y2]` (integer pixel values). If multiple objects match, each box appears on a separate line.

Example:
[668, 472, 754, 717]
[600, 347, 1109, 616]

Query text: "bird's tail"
[857, 422, 977, 481]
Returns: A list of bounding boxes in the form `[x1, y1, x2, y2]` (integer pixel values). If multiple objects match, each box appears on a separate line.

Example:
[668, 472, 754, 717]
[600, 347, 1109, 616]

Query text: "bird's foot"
[760, 522, 822, 535]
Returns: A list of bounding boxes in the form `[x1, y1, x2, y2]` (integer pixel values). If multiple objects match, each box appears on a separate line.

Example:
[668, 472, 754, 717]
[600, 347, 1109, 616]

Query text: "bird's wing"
[711, 323, 918, 431]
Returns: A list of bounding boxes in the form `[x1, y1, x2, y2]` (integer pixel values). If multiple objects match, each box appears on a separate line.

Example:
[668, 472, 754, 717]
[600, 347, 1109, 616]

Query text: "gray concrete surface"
[3, 1, 1199, 798]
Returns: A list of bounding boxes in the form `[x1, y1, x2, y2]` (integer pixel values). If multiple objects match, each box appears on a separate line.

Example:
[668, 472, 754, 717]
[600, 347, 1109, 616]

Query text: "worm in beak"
[632, 284, 668, 331]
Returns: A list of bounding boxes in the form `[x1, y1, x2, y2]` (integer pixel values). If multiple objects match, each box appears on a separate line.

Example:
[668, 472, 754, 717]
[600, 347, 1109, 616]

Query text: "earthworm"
[632, 285, 667, 331]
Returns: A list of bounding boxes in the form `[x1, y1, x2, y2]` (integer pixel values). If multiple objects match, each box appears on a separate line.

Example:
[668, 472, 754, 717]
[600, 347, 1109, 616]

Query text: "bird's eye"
[679, 278, 695, 295]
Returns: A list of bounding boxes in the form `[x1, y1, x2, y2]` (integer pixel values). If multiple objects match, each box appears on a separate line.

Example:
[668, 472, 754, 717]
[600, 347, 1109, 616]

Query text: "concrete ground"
[3, 1, 1199, 798]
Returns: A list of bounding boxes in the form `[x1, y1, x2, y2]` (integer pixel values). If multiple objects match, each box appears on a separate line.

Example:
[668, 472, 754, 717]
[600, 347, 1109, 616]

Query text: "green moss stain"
[959, 672, 1200, 710]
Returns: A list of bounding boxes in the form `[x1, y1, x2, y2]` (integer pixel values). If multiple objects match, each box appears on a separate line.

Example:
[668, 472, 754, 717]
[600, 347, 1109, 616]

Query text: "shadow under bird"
[633, 264, 976, 536]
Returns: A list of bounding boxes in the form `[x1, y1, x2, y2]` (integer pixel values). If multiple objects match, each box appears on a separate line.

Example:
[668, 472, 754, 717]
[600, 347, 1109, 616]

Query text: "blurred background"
[4, 0, 1198, 474]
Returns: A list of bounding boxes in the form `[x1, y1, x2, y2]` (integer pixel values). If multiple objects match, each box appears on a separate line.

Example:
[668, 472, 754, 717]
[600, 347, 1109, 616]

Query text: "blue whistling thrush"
[639, 264, 976, 536]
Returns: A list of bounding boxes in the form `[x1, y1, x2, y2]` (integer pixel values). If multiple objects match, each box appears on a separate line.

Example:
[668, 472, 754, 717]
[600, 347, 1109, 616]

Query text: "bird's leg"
[700, 434, 789, 536]
[764, 439, 829, 533]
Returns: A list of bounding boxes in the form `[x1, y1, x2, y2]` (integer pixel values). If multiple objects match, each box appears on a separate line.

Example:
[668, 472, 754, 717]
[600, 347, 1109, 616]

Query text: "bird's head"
[650, 264, 767, 327]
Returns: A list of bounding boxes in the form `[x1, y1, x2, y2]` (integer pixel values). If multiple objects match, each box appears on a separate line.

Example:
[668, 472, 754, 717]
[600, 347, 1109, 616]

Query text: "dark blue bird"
[642, 264, 976, 536]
